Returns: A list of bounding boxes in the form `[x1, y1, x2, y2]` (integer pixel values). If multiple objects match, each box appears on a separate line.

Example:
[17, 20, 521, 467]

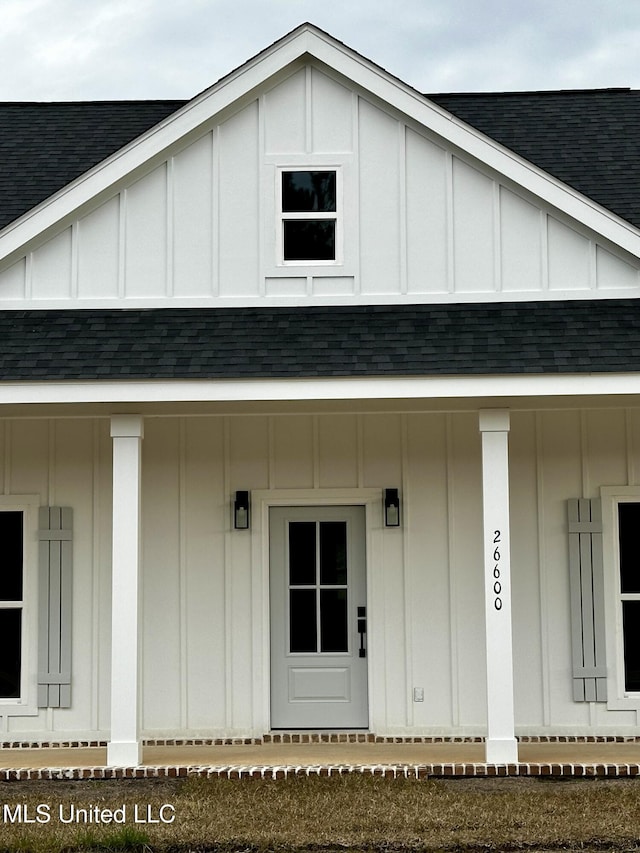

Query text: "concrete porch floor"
[3, 740, 640, 778]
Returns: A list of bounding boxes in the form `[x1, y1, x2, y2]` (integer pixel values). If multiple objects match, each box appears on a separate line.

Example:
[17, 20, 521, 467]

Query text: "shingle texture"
[1, 88, 639, 232]
[0, 100, 184, 231]
[1, 301, 639, 380]
[429, 88, 640, 229]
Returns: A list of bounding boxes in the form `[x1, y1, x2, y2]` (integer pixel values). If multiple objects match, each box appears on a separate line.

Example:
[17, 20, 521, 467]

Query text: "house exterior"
[1, 24, 640, 766]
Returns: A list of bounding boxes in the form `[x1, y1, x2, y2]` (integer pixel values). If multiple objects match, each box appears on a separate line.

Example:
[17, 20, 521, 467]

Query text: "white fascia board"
[1, 25, 639, 265]
[1, 373, 640, 406]
[306, 31, 640, 258]
[0, 27, 322, 263]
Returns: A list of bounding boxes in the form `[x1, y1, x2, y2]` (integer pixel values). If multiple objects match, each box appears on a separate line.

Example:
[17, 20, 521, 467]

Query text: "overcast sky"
[2, 0, 639, 102]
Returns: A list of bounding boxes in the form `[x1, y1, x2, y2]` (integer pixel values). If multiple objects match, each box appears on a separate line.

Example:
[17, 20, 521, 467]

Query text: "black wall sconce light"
[234, 490, 250, 530]
[384, 488, 400, 527]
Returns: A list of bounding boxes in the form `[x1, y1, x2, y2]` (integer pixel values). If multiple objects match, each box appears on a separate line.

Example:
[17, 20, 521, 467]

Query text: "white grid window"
[278, 169, 342, 265]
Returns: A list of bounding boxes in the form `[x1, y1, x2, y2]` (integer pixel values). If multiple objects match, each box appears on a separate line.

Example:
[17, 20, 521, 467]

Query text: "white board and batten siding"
[0, 64, 638, 307]
[2, 408, 640, 740]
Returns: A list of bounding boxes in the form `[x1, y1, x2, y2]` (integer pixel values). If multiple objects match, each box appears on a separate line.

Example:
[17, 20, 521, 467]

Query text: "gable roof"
[1, 300, 639, 381]
[2, 88, 639, 233]
[0, 100, 184, 232]
[0, 24, 638, 263]
[430, 88, 640, 231]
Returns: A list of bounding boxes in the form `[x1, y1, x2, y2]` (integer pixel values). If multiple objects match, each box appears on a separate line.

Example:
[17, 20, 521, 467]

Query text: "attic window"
[279, 170, 339, 263]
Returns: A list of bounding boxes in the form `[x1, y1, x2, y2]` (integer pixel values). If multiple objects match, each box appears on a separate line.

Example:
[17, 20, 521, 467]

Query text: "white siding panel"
[173, 134, 214, 298]
[311, 68, 353, 153]
[48, 421, 95, 731]
[361, 415, 404, 730]
[596, 245, 639, 290]
[0, 258, 26, 300]
[584, 409, 628, 495]
[448, 414, 486, 727]
[142, 419, 182, 731]
[500, 188, 543, 292]
[317, 414, 359, 488]
[452, 158, 494, 293]
[183, 419, 227, 730]
[77, 197, 120, 299]
[125, 166, 168, 297]
[272, 415, 314, 488]
[406, 414, 454, 729]
[359, 100, 401, 294]
[31, 228, 73, 300]
[218, 102, 260, 296]
[265, 277, 307, 296]
[405, 129, 448, 294]
[509, 412, 545, 726]
[264, 69, 306, 154]
[548, 217, 591, 291]
[228, 417, 270, 492]
[362, 414, 402, 487]
[8, 420, 49, 498]
[95, 422, 113, 734]
[312, 276, 355, 295]
[538, 411, 590, 727]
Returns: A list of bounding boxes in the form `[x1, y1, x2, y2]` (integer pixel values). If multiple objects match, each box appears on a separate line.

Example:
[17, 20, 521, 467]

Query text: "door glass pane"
[289, 589, 317, 653]
[283, 220, 336, 261]
[0, 512, 23, 601]
[320, 522, 347, 585]
[320, 589, 348, 652]
[282, 171, 336, 212]
[623, 601, 640, 691]
[619, 503, 640, 592]
[0, 608, 21, 698]
[289, 522, 316, 585]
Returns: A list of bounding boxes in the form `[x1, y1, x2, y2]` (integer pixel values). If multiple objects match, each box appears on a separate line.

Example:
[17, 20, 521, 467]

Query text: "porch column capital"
[110, 415, 144, 439]
[479, 409, 510, 433]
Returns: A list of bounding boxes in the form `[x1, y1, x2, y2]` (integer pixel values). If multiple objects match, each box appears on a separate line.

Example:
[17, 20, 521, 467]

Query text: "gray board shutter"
[568, 498, 607, 702]
[38, 507, 73, 708]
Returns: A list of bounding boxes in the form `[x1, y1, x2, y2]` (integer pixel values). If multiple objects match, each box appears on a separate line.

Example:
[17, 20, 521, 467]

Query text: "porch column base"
[107, 740, 143, 767]
[485, 736, 518, 764]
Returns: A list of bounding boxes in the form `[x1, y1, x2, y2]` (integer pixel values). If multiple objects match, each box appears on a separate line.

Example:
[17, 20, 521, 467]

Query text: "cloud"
[0, 0, 638, 100]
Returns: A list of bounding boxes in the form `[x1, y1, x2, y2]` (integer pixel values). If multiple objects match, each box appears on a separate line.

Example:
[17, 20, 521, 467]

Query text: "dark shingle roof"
[429, 88, 640, 229]
[0, 88, 639, 232]
[1, 301, 639, 380]
[0, 100, 185, 231]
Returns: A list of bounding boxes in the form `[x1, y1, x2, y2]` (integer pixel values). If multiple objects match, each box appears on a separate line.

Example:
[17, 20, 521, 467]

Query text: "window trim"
[0, 496, 39, 717]
[601, 486, 640, 710]
[276, 166, 344, 267]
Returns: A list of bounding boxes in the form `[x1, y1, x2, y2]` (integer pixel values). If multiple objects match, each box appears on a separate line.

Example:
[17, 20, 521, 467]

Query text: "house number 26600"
[492, 530, 502, 611]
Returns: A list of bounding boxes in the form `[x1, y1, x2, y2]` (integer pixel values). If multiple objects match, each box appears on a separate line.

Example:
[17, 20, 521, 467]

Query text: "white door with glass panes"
[270, 506, 368, 728]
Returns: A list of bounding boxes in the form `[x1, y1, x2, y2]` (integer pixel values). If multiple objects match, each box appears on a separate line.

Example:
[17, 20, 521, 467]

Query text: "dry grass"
[1, 775, 640, 852]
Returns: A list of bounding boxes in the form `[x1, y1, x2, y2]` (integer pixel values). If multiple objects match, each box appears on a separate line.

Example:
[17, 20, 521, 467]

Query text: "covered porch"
[2, 736, 640, 779]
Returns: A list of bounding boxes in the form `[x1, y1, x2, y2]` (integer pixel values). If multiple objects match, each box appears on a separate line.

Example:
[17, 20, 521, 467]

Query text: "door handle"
[357, 606, 366, 658]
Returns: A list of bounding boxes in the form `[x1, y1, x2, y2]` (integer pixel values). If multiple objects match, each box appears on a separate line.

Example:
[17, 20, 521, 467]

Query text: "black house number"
[492, 530, 502, 611]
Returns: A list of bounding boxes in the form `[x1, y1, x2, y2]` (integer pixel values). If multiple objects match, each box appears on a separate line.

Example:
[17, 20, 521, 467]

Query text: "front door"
[269, 505, 368, 728]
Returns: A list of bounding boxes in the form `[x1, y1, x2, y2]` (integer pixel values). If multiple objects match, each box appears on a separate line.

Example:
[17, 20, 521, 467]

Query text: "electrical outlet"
[413, 687, 424, 702]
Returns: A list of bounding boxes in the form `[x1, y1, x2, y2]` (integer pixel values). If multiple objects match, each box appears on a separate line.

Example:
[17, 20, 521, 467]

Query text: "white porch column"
[479, 410, 518, 764]
[107, 415, 144, 767]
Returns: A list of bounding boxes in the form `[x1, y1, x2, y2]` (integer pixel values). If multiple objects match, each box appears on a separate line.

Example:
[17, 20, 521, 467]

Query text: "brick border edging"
[4, 734, 640, 749]
[1, 763, 640, 780]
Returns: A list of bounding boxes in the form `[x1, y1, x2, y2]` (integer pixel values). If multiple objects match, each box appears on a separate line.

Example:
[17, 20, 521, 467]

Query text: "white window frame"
[0, 496, 39, 717]
[601, 486, 640, 710]
[276, 166, 344, 267]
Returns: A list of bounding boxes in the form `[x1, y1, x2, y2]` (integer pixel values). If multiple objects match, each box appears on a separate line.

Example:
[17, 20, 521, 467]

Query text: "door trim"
[249, 489, 383, 734]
